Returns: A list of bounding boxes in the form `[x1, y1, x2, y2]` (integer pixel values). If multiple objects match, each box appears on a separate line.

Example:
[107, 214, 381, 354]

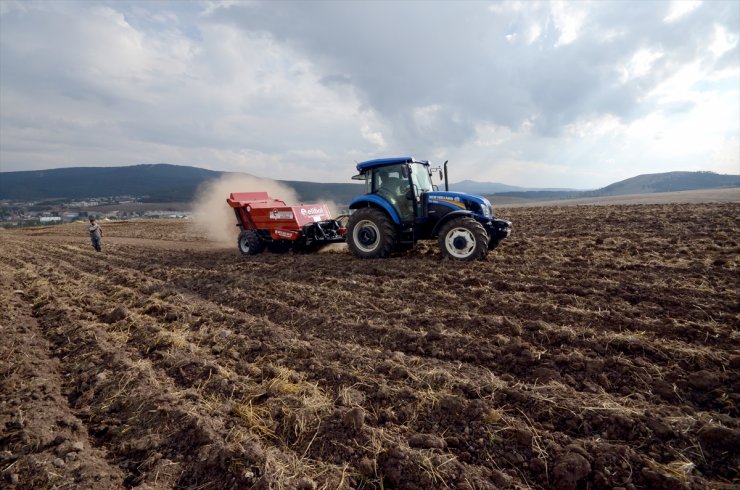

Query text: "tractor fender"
[430, 210, 478, 237]
[349, 195, 401, 225]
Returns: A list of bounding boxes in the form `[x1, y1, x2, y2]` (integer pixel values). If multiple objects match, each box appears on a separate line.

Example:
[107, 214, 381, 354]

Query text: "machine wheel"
[347, 208, 396, 258]
[238, 230, 263, 255]
[438, 217, 488, 261]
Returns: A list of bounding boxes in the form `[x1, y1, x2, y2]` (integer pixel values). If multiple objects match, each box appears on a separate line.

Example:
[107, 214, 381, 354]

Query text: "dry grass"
[233, 400, 275, 438]
[2, 203, 737, 489]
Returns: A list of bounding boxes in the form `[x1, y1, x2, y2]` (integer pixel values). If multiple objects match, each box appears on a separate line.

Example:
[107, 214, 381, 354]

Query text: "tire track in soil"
[158, 257, 730, 421]
[0, 264, 125, 489]
[171, 266, 732, 488]
[30, 247, 736, 484]
[2, 239, 506, 484]
[17, 240, 516, 487]
[1, 202, 738, 489]
[1, 241, 336, 488]
[28, 213, 740, 486]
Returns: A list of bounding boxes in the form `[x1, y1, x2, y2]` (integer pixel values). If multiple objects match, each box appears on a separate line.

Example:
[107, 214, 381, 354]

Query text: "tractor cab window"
[371, 164, 413, 221]
[352, 172, 370, 194]
[372, 165, 408, 196]
[409, 163, 433, 194]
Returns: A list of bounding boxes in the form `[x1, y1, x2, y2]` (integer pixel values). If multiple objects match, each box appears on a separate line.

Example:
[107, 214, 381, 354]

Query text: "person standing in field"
[88, 217, 103, 252]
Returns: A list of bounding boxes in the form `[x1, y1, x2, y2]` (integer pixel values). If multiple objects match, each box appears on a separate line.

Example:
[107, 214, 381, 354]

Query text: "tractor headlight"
[467, 200, 492, 217]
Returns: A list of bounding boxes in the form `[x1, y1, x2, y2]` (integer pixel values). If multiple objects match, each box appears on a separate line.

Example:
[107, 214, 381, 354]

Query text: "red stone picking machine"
[226, 192, 347, 255]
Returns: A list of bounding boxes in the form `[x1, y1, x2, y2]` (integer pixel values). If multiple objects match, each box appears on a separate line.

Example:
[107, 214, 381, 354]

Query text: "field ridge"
[1, 203, 738, 489]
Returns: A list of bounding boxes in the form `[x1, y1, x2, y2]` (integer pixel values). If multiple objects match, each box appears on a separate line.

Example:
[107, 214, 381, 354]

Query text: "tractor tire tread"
[438, 216, 489, 261]
[347, 207, 396, 259]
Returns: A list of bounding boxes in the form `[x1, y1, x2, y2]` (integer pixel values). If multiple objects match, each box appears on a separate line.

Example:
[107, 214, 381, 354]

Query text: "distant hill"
[451, 180, 576, 194]
[280, 180, 363, 205]
[0, 163, 363, 204]
[1, 164, 737, 205]
[450, 180, 527, 194]
[489, 171, 739, 201]
[592, 171, 740, 196]
[0, 164, 221, 202]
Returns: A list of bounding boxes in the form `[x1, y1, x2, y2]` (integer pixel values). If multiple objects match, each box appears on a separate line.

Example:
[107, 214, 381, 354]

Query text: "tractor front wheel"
[347, 208, 396, 259]
[438, 217, 488, 261]
[238, 230, 263, 255]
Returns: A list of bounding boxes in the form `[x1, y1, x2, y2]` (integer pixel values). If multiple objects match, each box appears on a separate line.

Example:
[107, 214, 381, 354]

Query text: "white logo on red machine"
[300, 206, 325, 217]
[270, 209, 294, 220]
[275, 229, 294, 238]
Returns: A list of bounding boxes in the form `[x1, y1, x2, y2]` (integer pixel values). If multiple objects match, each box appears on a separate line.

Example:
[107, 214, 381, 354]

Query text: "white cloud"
[564, 114, 622, 138]
[619, 47, 665, 83]
[474, 123, 514, 148]
[663, 0, 702, 23]
[360, 123, 386, 148]
[551, 1, 588, 47]
[412, 105, 444, 131]
[709, 24, 738, 58]
[526, 23, 543, 45]
[0, 3, 388, 182]
[711, 137, 740, 174]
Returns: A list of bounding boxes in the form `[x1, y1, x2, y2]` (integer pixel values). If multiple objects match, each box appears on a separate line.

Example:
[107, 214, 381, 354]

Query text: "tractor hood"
[428, 191, 493, 217]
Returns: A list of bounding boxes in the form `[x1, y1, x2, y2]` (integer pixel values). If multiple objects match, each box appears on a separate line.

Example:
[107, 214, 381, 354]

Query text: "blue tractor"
[347, 157, 512, 260]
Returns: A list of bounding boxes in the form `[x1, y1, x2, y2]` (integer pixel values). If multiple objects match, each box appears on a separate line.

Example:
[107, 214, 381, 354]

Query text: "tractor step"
[399, 227, 415, 244]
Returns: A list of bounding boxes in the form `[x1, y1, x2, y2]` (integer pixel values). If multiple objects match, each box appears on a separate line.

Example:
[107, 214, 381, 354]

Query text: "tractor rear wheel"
[347, 208, 396, 258]
[438, 217, 488, 261]
[238, 230, 263, 255]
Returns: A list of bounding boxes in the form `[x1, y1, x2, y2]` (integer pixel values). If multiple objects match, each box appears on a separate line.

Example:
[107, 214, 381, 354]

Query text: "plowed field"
[1, 203, 738, 489]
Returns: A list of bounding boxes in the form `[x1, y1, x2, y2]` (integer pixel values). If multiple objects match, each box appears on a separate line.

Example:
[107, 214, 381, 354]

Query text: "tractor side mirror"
[439, 170, 443, 180]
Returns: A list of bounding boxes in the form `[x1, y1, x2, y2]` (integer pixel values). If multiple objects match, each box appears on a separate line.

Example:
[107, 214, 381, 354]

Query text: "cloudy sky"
[0, 0, 738, 188]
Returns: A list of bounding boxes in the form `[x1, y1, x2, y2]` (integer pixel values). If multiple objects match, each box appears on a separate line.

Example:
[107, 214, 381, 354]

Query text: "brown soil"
[1, 203, 738, 489]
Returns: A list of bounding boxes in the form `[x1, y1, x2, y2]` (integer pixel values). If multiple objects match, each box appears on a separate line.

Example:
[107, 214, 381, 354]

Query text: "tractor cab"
[351, 157, 434, 223]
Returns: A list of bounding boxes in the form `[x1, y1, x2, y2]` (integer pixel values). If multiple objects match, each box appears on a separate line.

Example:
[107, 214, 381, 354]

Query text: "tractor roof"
[356, 157, 429, 172]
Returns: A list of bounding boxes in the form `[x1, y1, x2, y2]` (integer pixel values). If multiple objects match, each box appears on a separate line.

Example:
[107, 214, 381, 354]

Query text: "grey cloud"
[205, 0, 738, 146]
[204, 2, 520, 145]
[1, 1, 737, 185]
[320, 74, 352, 87]
[661, 101, 696, 115]
[715, 45, 740, 71]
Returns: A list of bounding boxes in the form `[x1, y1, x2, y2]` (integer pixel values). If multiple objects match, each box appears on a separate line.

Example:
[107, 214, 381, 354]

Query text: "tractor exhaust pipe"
[443, 160, 449, 191]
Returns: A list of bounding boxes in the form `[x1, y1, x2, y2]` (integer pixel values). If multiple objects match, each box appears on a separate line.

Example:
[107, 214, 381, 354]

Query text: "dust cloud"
[317, 242, 348, 253]
[191, 173, 299, 246]
[322, 200, 345, 219]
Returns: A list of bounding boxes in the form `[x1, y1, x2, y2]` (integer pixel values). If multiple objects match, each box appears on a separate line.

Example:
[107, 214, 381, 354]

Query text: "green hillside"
[595, 171, 739, 196]
[0, 164, 364, 205]
[490, 171, 739, 201]
[2, 164, 737, 205]
[0, 164, 221, 201]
